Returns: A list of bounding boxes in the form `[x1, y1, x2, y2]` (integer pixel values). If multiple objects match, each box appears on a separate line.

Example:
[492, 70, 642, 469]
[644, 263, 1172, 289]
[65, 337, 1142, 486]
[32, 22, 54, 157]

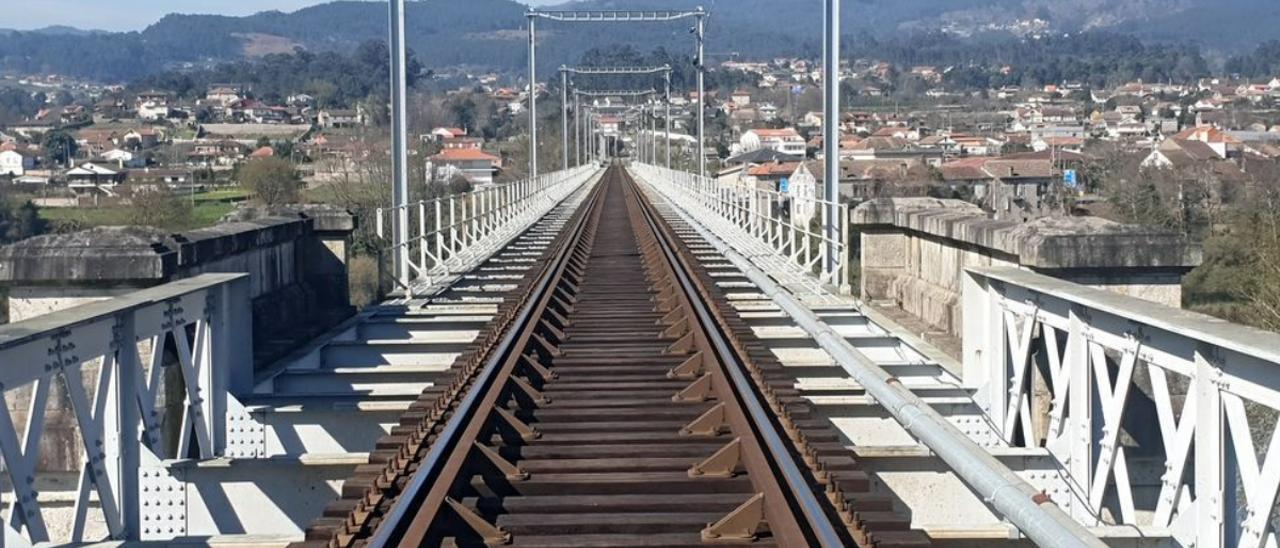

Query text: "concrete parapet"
[0, 205, 356, 473]
[853, 198, 1202, 341]
[0, 204, 357, 360]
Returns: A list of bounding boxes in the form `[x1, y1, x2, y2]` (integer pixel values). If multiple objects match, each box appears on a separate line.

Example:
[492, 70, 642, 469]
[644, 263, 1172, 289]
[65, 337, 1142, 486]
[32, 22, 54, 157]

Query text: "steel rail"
[366, 177, 608, 547]
[626, 172, 847, 547]
[634, 169, 1108, 548]
[366, 167, 859, 546]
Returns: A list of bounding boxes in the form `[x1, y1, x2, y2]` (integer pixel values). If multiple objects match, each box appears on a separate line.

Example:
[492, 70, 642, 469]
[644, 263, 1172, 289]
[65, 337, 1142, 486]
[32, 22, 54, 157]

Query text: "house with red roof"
[429, 147, 501, 186]
[742, 160, 801, 192]
[1142, 126, 1245, 173]
[430, 127, 469, 142]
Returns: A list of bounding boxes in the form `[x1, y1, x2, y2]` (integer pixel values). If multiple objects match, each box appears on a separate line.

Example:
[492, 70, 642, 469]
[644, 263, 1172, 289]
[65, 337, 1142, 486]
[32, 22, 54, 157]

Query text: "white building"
[787, 162, 819, 224]
[739, 128, 806, 157]
[428, 148, 500, 187]
[137, 101, 171, 121]
[430, 127, 468, 142]
[0, 150, 36, 177]
[66, 162, 126, 194]
[318, 109, 364, 129]
[206, 86, 243, 107]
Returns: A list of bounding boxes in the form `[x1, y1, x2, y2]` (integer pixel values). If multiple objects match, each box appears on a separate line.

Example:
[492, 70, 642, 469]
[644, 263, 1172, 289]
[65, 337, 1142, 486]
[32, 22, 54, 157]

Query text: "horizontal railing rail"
[0, 274, 253, 545]
[965, 266, 1280, 548]
[375, 166, 598, 296]
[631, 162, 851, 293]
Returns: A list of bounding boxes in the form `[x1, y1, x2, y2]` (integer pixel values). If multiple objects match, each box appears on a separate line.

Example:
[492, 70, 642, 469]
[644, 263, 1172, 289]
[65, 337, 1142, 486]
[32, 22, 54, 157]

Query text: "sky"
[11, 0, 327, 31]
[10, 0, 556, 32]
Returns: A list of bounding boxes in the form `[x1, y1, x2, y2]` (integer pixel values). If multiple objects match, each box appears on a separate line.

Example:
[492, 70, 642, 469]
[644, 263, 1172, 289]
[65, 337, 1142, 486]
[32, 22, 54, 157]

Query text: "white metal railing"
[376, 166, 598, 295]
[965, 266, 1280, 548]
[631, 162, 851, 293]
[0, 274, 253, 545]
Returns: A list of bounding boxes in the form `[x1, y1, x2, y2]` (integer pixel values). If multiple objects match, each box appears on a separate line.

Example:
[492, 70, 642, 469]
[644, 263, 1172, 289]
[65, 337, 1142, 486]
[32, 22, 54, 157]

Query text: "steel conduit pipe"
[632, 169, 1106, 548]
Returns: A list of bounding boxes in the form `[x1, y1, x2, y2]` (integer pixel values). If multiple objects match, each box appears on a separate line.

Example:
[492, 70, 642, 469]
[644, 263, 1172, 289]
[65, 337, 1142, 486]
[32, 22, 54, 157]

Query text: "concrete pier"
[853, 198, 1202, 342]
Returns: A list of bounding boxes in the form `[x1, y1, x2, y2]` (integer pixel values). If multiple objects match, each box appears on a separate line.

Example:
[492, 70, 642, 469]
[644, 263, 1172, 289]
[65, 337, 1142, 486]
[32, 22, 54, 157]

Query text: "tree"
[274, 140, 297, 162]
[127, 188, 193, 230]
[309, 132, 395, 253]
[41, 130, 78, 167]
[446, 174, 473, 195]
[6, 201, 47, 242]
[0, 199, 49, 243]
[240, 157, 302, 206]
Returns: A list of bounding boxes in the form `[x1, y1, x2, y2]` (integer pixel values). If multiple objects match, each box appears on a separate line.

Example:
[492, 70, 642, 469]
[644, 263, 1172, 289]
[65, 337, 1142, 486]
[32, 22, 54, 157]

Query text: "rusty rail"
[294, 166, 929, 547]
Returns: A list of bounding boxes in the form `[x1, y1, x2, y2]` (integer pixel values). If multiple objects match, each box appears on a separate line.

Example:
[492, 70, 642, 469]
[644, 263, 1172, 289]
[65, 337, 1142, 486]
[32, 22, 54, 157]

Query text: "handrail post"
[418, 202, 427, 274]
[434, 200, 443, 268]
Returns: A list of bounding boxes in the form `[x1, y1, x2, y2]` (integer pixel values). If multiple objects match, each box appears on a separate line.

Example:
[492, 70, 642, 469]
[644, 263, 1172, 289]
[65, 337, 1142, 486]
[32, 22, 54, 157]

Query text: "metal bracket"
[679, 402, 728, 437]
[519, 354, 557, 382]
[495, 407, 541, 441]
[474, 442, 529, 481]
[701, 492, 765, 542]
[139, 464, 186, 540]
[689, 438, 742, 478]
[444, 497, 511, 546]
[672, 373, 715, 403]
[667, 352, 708, 380]
[224, 395, 266, 459]
[509, 376, 552, 406]
[664, 331, 696, 355]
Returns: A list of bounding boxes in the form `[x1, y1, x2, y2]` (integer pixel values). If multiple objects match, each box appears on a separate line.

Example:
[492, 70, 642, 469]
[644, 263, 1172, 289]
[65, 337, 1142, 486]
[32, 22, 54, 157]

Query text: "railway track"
[295, 166, 928, 547]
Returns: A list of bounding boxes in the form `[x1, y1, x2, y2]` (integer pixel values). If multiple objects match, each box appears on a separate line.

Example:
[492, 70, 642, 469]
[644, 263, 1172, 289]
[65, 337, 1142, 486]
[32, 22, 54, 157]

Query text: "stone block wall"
[853, 198, 1202, 340]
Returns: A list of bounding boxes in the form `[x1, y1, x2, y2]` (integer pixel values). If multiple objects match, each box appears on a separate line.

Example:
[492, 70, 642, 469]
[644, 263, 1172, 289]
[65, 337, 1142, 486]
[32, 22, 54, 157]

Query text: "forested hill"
[0, 0, 532, 82]
[2, 0, 1280, 83]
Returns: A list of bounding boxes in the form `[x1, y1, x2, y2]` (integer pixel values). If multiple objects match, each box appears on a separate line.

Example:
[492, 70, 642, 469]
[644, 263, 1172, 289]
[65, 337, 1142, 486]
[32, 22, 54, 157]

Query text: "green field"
[193, 188, 252, 203]
[37, 188, 251, 232]
[40, 201, 237, 232]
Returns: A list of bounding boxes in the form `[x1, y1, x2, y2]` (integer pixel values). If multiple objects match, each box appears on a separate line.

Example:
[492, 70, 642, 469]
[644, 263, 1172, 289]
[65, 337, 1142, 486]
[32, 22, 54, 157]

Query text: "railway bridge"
[0, 160, 1272, 547]
[0, 1, 1276, 546]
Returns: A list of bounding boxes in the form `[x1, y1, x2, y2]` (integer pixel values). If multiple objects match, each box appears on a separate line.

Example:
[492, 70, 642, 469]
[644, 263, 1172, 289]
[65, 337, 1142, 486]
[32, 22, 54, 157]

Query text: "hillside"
[1, 0, 1278, 82]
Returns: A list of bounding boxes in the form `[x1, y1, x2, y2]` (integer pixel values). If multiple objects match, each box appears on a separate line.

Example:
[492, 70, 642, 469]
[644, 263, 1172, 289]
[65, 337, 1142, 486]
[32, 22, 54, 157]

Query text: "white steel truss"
[965, 266, 1280, 548]
[561, 66, 671, 76]
[529, 10, 704, 22]
[0, 274, 253, 545]
[574, 89, 658, 98]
